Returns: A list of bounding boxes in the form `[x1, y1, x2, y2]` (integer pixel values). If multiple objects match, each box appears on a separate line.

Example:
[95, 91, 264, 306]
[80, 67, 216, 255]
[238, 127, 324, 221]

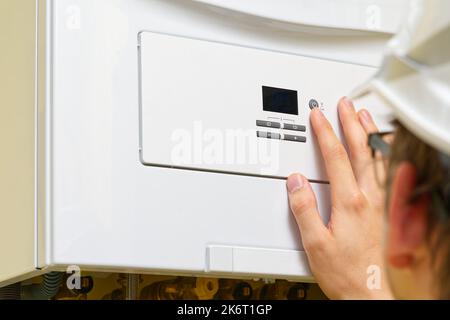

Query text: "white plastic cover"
[351, 0, 450, 155]
[195, 0, 409, 34]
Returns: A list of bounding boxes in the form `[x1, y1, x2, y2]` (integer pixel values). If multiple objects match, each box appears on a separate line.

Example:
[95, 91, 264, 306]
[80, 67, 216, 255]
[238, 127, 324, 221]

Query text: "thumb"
[287, 174, 329, 250]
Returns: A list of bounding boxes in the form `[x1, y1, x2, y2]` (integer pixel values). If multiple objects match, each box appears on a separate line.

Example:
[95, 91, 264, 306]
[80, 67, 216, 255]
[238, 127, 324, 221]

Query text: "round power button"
[309, 99, 319, 110]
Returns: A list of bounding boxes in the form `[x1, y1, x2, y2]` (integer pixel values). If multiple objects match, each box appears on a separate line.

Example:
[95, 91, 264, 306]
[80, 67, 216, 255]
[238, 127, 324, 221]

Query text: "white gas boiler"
[0, 0, 407, 286]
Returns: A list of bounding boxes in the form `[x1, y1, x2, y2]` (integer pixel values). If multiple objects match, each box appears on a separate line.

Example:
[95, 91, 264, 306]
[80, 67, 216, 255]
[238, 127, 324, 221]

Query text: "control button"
[257, 131, 281, 140]
[256, 120, 281, 129]
[283, 134, 307, 143]
[283, 123, 306, 132]
[257, 131, 268, 138]
[269, 132, 281, 140]
[309, 99, 319, 110]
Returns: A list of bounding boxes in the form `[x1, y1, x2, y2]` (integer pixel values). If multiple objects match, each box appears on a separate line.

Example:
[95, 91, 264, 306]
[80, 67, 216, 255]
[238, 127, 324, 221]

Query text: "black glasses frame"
[368, 131, 393, 158]
[367, 131, 394, 187]
[368, 131, 449, 221]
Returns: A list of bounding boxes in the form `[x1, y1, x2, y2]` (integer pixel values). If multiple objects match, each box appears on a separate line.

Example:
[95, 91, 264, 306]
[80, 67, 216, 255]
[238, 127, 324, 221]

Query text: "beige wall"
[0, 0, 37, 284]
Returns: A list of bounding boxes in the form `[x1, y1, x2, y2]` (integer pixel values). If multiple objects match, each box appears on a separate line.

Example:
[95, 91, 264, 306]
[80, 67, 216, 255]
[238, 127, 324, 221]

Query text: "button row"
[257, 131, 306, 143]
[256, 120, 306, 132]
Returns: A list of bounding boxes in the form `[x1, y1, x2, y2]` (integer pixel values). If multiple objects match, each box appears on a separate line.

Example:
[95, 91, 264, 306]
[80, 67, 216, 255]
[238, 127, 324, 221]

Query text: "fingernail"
[360, 109, 372, 124]
[287, 174, 305, 193]
[341, 96, 354, 110]
[312, 107, 324, 119]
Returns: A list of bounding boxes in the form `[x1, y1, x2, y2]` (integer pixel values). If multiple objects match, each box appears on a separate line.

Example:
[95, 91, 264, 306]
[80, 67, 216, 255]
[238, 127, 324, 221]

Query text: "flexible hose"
[21, 272, 64, 300]
[0, 283, 21, 300]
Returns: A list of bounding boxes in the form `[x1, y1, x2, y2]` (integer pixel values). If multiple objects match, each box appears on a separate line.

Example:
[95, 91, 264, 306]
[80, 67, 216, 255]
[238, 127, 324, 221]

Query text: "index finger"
[310, 108, 359, 199]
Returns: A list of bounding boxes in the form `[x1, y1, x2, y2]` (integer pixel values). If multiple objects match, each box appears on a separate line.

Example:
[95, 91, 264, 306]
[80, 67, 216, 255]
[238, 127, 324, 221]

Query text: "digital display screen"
[262, 86, 298, 115]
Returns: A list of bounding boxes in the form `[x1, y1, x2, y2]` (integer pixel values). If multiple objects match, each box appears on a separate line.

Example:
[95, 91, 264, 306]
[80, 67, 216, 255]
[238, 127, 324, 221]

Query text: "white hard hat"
[350, 0, 450, 155]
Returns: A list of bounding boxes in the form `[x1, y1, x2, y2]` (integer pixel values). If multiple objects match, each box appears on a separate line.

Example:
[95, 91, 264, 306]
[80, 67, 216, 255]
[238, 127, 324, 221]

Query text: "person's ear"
[386, 162, 430, 269]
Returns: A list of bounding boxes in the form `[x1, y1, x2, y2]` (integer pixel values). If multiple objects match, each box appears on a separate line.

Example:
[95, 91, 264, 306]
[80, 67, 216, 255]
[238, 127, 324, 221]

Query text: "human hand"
[287, 97, 393, 299]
